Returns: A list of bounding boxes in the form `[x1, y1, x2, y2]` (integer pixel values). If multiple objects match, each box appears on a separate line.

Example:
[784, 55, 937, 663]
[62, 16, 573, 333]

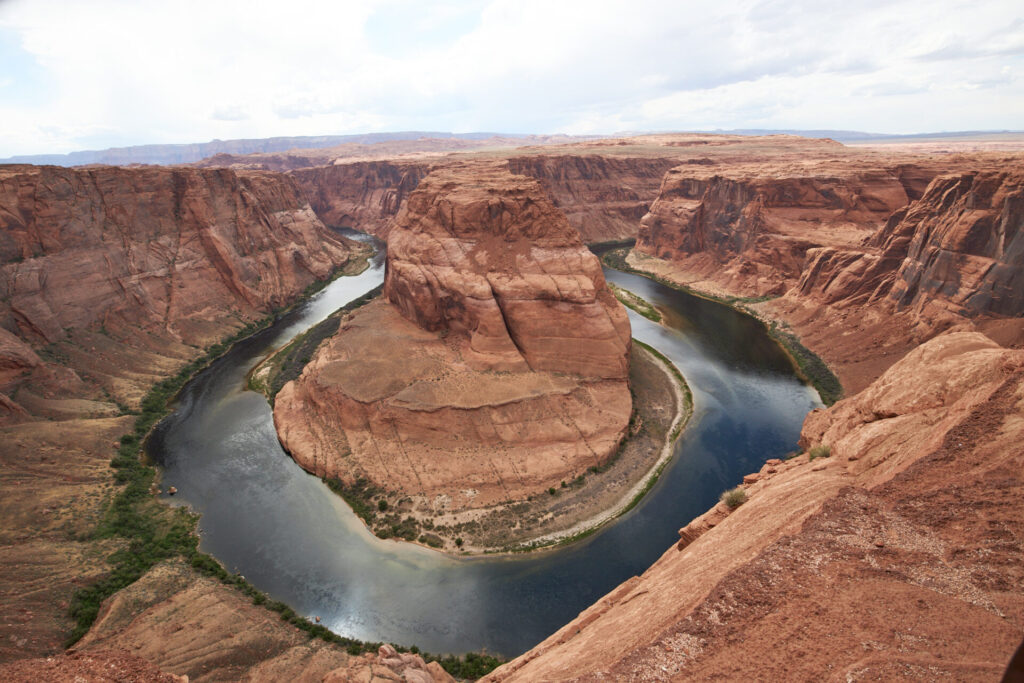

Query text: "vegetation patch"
[609, 283, 662, 322]
[766, 322, 843, 406]
[721, 487, 748, 509]
[249, 284, 382, 401]
[808, 444, 832, 460]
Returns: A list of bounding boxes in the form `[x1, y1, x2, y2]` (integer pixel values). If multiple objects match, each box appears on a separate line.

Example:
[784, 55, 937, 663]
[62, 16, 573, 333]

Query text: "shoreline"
[65, 243, 381, 646]
[491, 340, 694, 554]
[608, 247, 843, 406]
[303, 339, 696, 558]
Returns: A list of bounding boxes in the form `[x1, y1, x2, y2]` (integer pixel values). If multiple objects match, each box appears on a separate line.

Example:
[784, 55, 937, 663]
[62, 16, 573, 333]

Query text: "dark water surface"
[150, 236, 819, 657]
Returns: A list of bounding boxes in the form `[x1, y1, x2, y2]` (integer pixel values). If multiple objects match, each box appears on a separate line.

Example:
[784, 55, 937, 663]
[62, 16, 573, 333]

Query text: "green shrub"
[721, 487, 747, 509]
[808, 444, 831, 460]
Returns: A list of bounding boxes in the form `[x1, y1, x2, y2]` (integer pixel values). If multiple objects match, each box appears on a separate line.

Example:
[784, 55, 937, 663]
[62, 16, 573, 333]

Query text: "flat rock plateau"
[1, 132, 1023, 681]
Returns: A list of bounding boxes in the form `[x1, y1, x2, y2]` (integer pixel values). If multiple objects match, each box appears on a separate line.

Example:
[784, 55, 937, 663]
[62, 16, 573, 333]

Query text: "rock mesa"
[274, 165, 632, 511]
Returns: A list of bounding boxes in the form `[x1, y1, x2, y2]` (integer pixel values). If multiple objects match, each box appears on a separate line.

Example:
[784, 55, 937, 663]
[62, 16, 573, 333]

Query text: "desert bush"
[808, 444, 831, 460]
[721, 487, 747, 509]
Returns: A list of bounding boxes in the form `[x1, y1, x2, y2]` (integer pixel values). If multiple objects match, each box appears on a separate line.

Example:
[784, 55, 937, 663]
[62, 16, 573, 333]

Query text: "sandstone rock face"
[507, 155, 678, 243]
[290, 154, 675, 244]
[635, 168, 912, 296]
[887, 171, 1024, 318]
[797, 170, 1024, 318]
[274, 165, 632, 511]
[290, 161, 432, 238]
[0, 165, 356, 347]
[489, 331, 1024, 681]
[0, 164, 362, 417]
[383, 166, 631, 379]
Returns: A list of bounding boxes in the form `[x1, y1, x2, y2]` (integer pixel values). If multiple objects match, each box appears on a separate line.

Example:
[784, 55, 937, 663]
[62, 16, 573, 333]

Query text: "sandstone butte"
[274, 164, 633, 512]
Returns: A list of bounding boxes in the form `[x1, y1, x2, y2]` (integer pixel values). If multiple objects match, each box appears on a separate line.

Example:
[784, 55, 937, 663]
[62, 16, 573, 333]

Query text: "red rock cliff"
[635, 167, 913, 296]
[0, 164, 363, 417]
[507, 155, 678, 243]
[290, 161, 432, 238]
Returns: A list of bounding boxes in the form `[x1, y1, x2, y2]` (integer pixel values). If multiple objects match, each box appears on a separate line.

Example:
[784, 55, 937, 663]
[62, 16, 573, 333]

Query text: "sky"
[0, 0, 1022, 156]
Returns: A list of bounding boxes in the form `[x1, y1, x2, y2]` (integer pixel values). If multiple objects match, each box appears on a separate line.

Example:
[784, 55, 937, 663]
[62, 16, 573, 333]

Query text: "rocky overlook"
[274, 164, 632, 512]
[488, 331, 1024, 681]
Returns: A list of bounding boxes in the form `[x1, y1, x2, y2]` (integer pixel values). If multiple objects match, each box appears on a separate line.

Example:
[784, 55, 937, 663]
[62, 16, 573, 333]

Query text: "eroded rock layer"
[635, 167, 913, 296]
[507, 155, 678, 243]
[290, 160, 432, 238]
[799, 170, 1024, 321]
[275, 165, 631, 510]
[0, 164, 362, 419]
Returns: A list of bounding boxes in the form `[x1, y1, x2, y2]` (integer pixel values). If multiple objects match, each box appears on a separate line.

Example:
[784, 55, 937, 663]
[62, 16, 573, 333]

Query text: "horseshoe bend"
[0, 128, 1022, 682]
[271, 164, 652, 550]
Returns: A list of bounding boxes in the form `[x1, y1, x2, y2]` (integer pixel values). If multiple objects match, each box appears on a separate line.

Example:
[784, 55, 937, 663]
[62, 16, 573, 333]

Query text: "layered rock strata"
[0, 164, 362, 418]
[507, 155, 678, 243]
[797, 170, 1024, 322]
[635, 167, 913, 296]
[0, 163, 364, 664]
[274, 165, 632, 511]
[290, 160, 432, 238]
[488, 331, 1024, 681]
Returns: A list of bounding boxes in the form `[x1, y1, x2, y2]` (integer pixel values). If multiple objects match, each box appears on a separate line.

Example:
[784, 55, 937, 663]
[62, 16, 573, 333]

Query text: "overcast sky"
[1, 0, 1022, 156]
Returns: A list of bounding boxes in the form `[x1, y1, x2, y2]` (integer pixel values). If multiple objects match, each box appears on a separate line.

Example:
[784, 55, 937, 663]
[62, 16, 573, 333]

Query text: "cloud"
[211, 104, 250, 122]
[0, 0, 1021, 155]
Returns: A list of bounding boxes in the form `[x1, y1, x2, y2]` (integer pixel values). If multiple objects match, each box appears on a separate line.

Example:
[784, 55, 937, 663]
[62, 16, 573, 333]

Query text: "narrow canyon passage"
[149, 235, 818, 657]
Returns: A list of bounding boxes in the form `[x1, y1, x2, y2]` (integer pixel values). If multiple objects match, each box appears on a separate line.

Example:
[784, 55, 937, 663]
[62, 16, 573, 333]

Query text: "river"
[149, 233, 820, 657]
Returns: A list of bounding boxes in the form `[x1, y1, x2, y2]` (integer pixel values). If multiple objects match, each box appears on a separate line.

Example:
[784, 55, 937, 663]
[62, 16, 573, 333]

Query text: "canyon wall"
[288, 154, 676, 244]
[274, 164, 632, 511]
[0, 164, 363, 418]
[629, 158, 1024, 393]
[634, 167, 914, 296]
[0, 162, 366, 665]
[799, 170, 1024, 321]
[507, 154, 678, 243]
[290, 161, 432, 238]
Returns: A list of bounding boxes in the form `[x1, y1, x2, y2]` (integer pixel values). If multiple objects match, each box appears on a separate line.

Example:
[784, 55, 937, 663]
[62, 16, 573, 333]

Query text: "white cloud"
[0, 0, 1021, 155]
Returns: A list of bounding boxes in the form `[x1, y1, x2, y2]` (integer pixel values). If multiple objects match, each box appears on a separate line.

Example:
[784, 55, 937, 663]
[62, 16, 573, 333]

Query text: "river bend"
[150, 234, 819, 657]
